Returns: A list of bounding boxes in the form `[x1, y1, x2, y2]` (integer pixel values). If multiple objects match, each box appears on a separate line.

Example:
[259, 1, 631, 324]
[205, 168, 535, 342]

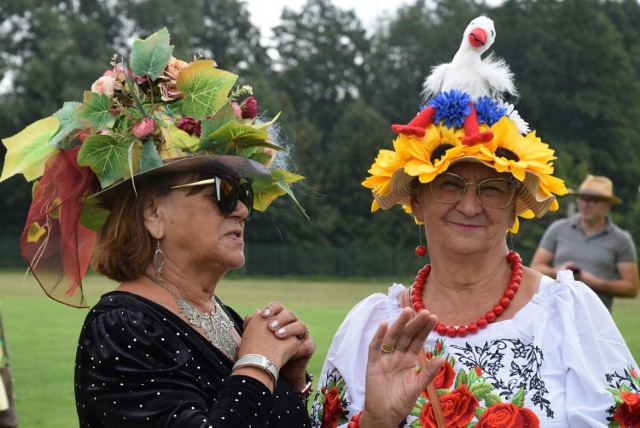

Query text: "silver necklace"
[144, 274, 238, 361]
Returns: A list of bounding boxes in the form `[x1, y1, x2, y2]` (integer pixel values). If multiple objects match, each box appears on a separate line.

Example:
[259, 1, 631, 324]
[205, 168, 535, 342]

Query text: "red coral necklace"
[410, 251, 523, 338]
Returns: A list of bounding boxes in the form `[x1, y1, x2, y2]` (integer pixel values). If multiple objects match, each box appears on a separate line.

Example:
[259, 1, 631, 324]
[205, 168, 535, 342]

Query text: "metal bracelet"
[232, 354, 279, 385]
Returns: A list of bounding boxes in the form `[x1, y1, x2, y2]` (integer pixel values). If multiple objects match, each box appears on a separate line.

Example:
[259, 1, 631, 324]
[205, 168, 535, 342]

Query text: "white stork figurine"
[392, 16, 518, 142]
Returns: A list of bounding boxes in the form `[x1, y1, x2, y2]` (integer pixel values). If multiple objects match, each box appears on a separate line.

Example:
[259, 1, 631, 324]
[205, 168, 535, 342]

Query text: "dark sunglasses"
[170, 175, 254, 220]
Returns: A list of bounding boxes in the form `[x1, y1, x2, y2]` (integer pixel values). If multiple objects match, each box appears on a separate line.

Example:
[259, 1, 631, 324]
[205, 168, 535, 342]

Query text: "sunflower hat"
[362, 16, 567, 232]
[0, 28, 304, 307]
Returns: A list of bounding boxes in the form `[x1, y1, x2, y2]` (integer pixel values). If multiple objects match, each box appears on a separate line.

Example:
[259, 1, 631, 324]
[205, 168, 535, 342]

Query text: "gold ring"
[298, 328, 310, 339]
[380, 343, 395, 353]
[395, 345, 406, 352]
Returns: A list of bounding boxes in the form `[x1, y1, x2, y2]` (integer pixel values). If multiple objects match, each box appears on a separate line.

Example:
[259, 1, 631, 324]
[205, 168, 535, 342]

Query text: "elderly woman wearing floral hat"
[1, 29, 447, 427]
[312, 17, 639, 428]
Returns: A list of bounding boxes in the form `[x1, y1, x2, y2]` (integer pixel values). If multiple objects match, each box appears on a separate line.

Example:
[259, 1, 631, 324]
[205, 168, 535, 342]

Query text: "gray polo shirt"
[538, 214, 637, 311]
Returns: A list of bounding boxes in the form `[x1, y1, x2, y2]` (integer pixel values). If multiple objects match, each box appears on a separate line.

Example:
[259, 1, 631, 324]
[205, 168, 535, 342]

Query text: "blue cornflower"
[475, 96, 508, 126]
[429, 90, 472, 128]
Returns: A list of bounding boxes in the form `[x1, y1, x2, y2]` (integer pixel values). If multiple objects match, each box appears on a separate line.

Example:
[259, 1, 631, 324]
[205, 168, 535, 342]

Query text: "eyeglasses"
[171, 175, 254, 220]
[429, 172, 521, 209]
[577, 196, 604, 205]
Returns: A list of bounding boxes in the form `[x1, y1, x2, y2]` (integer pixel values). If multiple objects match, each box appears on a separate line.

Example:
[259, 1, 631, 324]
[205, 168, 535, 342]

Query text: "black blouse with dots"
[75, 292, 311, 427]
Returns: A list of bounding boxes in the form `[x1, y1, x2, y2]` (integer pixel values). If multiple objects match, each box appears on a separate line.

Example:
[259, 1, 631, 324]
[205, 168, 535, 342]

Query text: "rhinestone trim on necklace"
[144, 274, 238, 361]
[410, 251, 523, 338]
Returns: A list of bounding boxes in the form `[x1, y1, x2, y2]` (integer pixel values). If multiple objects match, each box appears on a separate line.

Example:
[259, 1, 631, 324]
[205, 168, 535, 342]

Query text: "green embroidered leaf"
[72, 91, 116, 130]
[0, 116, 61, 182]
[52, 102, 83, 149]
[177, 60, 238, 120]
[455, 368, 469, 388]
[409, 420, 422, 428]
[130, 27, 173, 80]
[77, 134, 142, 188]
[510, 387, 525, 407]
[483, 392, 503, 407]
[474, 406, 487, 419]
[469, 381, 493, 400]
[620, 384, 631, 393]
[606, 388, 623, 403]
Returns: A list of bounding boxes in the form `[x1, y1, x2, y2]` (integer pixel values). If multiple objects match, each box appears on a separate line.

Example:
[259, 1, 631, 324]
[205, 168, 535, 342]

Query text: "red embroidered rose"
[631, 367, 638, 380]
[474, 366, 482, 377]
[476, 403, 539, 427]
[432, 361, 456, 389]
[420, 384, 478, 427]
[347, 410, 363, 428]
[321, 387, 343, 428]
[613, 391, 640, 427]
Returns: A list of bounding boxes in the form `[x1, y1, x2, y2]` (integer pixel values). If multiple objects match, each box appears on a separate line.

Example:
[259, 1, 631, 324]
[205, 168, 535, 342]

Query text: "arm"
[577, 261, 639, 298]
[75, 307, 276, 427]
[530, 247, 559, 277]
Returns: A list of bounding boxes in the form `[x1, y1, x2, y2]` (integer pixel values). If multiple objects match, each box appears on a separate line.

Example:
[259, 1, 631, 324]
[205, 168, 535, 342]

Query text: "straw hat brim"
[91, 155, 272, 202]
[372, 157, 556, 218]
[568, 189, 622, 204]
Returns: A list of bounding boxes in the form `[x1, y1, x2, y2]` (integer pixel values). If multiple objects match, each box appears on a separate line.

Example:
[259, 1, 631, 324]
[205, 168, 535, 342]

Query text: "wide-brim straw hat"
[569, 174, 622, 204]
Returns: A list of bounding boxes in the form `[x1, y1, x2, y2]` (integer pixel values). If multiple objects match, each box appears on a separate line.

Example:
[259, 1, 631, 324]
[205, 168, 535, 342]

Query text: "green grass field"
[0, 271, 638, 427]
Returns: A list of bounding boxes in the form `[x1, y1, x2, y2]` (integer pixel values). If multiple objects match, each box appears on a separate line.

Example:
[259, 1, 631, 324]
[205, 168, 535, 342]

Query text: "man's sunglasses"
[170, 175, 254, 220]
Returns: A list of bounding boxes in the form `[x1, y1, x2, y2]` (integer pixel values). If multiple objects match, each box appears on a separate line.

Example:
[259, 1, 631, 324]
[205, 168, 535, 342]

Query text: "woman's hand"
[359, 308, 444, 428]
[244, 302, 311, 339]
[244, 302, 316, 390]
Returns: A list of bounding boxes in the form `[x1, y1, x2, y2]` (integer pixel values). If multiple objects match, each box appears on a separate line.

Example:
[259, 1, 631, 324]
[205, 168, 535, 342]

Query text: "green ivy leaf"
[0, 116, 61, 182]
[130, 27, 173, 80]
[177, 60, 238, 120]
[52, 102, 83, 149]
[72, 91, 116, 130]
[77, 134, 141, 188]
[137, 140, 163, 173]
[207, 121, 270, 152]
[79, 196, 111, 231]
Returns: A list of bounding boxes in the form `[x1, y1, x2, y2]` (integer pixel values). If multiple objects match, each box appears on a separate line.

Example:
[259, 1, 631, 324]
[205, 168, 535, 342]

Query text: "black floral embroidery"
[451, 338, 554, 418]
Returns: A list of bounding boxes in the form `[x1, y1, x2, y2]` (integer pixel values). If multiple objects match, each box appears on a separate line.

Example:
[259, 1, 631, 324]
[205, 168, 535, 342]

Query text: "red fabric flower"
[420, 384, 479, 428]
[176, 116, 202, 137]
[321, 387, 343, 428]
[132, 117, 154, 138]
[432, 361, 456, 389]
[241, 96, 258, 119]
[476, 403, 539, 427]
[613, 391, 640, 427]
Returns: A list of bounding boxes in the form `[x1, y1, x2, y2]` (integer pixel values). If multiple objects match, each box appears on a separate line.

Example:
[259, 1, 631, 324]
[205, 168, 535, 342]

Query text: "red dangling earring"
[415, 224, 427, 257]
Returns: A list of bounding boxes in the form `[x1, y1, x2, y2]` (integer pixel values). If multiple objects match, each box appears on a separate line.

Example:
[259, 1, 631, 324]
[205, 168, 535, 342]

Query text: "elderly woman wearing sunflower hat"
[311, 18, 639, 428]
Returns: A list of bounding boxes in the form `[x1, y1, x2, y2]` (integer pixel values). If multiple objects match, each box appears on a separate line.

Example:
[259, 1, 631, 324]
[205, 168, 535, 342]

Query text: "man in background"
[531, 174, 639, 311]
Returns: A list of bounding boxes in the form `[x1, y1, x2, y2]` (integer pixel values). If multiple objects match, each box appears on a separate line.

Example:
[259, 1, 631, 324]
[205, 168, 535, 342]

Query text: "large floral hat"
[0, 28, 304, 307]
[362, 16, 567, 232]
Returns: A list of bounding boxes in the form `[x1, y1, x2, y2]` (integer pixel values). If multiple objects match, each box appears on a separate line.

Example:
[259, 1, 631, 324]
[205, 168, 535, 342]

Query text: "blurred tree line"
[1, 0, 640, 266]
